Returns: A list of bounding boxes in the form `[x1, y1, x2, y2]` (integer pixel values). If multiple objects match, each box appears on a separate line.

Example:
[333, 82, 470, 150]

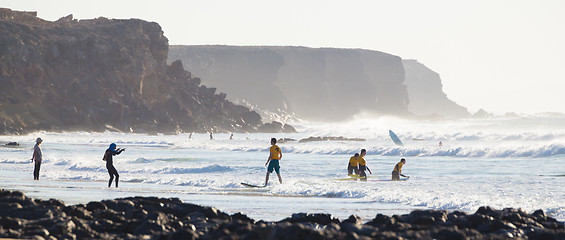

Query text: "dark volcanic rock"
[282, 213, 340, 225]
[1, 189, 564, 239]
[0, 8, 293, 134]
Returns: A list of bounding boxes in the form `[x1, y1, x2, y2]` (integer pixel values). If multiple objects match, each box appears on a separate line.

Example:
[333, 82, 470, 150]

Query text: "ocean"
[1, 115, 564, 222]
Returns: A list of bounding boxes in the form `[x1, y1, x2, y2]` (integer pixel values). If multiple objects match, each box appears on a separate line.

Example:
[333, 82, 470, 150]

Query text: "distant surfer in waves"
[392, 158, 409, 181]
[31, 137, 43, 180]
[103, 143, 125, 188]
[348, 153, 359, 176]
[264, 138, 283, 186]
[358, 149, 372, 181]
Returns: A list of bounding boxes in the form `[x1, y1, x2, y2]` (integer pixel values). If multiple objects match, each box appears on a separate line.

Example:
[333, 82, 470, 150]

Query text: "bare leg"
[277, 173, 282, 184]
[264, 172, 270, 186]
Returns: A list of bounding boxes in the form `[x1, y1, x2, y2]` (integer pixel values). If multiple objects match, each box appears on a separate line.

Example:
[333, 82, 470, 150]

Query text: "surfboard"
[335, 177, 359, 181]
[241, 182, 265, 188]
[335, 174, 359, 180]
[389, 130, 404, 146]
[368, 178, 409, 182]
[335, 175, 376, 181]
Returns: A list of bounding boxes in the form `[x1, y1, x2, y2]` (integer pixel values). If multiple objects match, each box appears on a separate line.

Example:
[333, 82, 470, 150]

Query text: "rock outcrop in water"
[1, 189, 563, 239]
[168, 45, 470, 121]
[0, 9, 293, 134]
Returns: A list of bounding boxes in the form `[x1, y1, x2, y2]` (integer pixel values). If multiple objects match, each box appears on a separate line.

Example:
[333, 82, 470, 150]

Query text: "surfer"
[358, 149, 372, 181]
[264, 138, 283, 186]
[30, 137, 43, 180]
[348, 153, 359, 176]
[392, 158, 409, 181]
[103, 143, 125, 188]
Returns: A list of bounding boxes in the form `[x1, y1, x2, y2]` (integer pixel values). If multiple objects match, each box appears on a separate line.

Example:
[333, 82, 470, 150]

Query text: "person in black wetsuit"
[103, 143, 125, 188]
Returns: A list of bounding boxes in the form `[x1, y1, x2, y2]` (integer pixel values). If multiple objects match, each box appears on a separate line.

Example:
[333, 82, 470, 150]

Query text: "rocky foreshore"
[0, 189, 563, 240]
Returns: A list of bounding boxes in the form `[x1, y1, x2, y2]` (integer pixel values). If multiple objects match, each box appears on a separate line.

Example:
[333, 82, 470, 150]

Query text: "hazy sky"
[4, 0, 565, 114]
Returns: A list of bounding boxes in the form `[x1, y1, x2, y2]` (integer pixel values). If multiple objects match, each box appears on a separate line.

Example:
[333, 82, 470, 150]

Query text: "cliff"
[0, 9, 292, 134]
[168, 46, 410, 122]
[169, 46, 469, 121]
[403, 60, 470, 119]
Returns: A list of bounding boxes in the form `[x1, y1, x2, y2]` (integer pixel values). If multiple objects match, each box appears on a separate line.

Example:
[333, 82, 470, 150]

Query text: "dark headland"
[1, 189, 563, 240]
[0, 8, 294, 135]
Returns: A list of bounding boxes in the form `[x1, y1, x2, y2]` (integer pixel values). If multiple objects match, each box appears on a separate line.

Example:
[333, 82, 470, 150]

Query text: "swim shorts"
[348, 165, 359, 176]
[267, 159, 280, 174]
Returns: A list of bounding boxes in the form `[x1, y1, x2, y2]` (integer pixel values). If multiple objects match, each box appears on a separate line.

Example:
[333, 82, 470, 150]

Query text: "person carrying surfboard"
[392, 158, 409, 181]
[358, 149, 372, 181]
[348, 153, 360, 176]
[264, 138, 283, 186]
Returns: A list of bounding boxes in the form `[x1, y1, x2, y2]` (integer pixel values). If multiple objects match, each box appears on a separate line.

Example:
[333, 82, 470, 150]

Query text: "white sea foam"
[1, 115, 564, 221]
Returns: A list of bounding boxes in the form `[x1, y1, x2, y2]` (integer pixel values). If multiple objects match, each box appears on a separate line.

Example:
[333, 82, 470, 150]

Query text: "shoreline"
[1, 189, 563, 239]
[0, 169, 416, 223]
[1, 180, 414, 223]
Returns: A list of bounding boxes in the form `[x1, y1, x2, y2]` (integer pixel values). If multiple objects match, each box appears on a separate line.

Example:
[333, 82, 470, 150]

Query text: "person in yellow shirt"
[265, 138, 283, 186]
[348, 153, 360, 176]
[392, 158, 409, 181]
[357, 149, 372, 181]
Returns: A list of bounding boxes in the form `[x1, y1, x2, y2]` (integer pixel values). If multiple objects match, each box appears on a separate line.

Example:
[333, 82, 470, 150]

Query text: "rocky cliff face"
[403, 60, 470, 119]
[168, 46, 469, 121]
[168, 46, 410, 122]
[0, 9, 290, 134]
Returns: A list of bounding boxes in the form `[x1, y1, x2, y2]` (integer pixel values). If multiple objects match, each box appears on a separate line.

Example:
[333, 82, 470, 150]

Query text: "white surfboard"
[389, 130, 404, 146]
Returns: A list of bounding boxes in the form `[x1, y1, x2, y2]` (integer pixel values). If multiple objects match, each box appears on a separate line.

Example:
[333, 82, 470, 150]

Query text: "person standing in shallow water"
[31, 137, 43, 180]
[265, 138, 283, 186]
[103, 143, 125, 188]
[357, 149, 372, 181]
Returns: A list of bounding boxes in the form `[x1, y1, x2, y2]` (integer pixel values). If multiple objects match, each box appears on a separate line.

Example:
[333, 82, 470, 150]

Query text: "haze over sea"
[1, 114, 564, 222]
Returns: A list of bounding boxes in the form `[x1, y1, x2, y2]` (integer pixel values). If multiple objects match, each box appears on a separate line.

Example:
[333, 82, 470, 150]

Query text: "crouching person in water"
[392, 158, 409, 181]
[348, 153, 359, 176]
[265, 138, 283, 186]
[103, 143, 125, 187]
